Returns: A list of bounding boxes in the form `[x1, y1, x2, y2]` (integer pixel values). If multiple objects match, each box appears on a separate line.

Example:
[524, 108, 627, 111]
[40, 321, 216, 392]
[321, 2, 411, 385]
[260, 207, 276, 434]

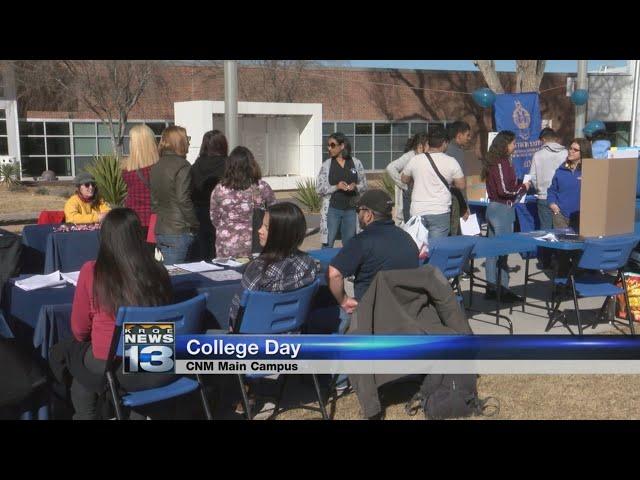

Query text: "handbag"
[425, 152, 468, 217]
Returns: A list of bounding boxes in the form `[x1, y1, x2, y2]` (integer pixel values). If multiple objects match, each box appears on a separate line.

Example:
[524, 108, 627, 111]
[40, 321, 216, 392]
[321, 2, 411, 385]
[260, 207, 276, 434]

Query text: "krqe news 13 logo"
[123, 323, 175, 373]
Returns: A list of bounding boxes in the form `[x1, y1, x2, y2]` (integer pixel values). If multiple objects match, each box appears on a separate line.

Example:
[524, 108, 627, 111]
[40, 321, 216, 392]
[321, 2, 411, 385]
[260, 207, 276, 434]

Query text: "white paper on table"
[522, 174, 532, 184]
[61, 271, 80, 286]
[173, 261, 223, 273]
[460, 214, 481, 236]
[15, 271, 67, 291]
[212, 258, 244, 268]
[534, 233, 558, 242]
[199, 270, 243, 282]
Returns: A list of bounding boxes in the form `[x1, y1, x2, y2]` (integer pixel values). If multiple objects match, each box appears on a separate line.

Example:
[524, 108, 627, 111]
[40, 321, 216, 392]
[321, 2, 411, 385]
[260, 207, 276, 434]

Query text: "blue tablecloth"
[429, 235, 537, 259]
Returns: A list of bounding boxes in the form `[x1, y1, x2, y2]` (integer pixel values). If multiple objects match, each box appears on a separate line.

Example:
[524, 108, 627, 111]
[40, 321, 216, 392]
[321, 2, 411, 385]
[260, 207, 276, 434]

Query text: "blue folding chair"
[105, 293, 213, 420]
[547, 236, 640, 335]
[233, 279, 328, 420]
[426, 237, 476, 308]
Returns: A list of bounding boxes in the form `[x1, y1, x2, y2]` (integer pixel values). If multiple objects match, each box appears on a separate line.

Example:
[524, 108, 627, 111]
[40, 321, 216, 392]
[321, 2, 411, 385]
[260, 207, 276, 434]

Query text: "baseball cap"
[355, 189, 394, 215]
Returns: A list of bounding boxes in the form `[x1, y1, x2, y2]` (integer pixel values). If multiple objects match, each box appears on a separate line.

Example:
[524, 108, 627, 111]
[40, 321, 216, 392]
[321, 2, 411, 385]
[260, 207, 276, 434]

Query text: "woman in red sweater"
[482, 131, 530, 302]
[53, 208, 174, 419]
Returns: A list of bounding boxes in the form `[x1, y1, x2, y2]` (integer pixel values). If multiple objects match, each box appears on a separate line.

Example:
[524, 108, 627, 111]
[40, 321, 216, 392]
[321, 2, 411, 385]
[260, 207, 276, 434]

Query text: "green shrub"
[381, 171, 396, 199]
[35, 187, 50, 195]
[85, 155, 127, 207]
[293, 178, 321, 213]
[8, 183, 27, 192]
[0, 163, 20, 186]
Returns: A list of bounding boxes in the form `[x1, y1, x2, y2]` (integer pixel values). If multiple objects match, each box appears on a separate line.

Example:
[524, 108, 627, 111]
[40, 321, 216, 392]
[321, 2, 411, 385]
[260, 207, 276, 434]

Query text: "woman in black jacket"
[191, 130, 228, 260]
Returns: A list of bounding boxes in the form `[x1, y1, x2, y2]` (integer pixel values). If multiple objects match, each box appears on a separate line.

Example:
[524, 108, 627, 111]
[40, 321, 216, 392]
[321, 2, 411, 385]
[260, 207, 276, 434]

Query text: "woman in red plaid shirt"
[121, 125, 159, 234]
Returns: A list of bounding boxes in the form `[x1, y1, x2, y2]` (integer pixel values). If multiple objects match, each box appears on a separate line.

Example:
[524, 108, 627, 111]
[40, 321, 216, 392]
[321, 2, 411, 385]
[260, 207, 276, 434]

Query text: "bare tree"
[473, 60, 546, 93]
[12, 60, 166, 157]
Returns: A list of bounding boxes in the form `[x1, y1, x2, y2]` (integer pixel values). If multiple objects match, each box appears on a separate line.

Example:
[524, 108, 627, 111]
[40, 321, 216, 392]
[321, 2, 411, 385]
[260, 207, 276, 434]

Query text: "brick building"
[0, 62, 590, 181]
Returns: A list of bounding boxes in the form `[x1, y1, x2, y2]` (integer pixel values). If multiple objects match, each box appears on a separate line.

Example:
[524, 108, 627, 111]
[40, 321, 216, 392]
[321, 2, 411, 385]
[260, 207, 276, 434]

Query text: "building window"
[321, 120, 450, 171]
[18, 119, 171, 178]
[0, 70, 5, 98]
[604, 121, 630, 147]
[0, 109, 8, 155]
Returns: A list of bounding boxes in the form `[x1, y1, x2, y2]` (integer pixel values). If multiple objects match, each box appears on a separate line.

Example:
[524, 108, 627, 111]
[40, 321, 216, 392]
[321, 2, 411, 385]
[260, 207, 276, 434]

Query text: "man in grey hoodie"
[528, 128, 567, 230]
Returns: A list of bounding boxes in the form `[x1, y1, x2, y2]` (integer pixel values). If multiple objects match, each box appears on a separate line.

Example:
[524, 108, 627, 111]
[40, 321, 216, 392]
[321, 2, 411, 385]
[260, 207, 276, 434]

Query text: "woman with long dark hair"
[64, 172, 111, 224]
[191, 130, 228, 260]
[316, 132, 368, 247]
[228, 201, 319, 327]
[51, 208, 174, 419]
[482, 130, 530, 302]
[150, 126, 199, 264]
[210, 146, 275, 258]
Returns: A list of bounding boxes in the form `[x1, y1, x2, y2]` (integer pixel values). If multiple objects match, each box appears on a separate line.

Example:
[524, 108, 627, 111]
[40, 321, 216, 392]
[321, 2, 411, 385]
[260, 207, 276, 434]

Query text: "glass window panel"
[345, 136, 354, 149]
[392, 123, 409, 135]
[322, 123, 335, 135]
[354, 135, 372, 151]
[74, 156, 94, 175]
[21, 157, 46, 178]
[374, 135, 391, 151]
[145, 122, 166, 136]
[46, 122, 70, 136]
[47, 137, 71, 155]
[428, 122, 445, 131]
[355, 123, 372, 135]
[0, 88, 3, 98]
[98, 122, 119, 136]
[123, 138, 130, 155]
[322, 135, 331, 151]
[374, 123, 391, 134]
[125, 122, 142, 135]
[73, 122, 96, 136]
[19, 121, 44, 135]
[335, 123, 354, 135]
[411, 122, 428, 134]
[20, 137, 45, 155]
[374, 151, 392, 170]
[47, 157, 72, 176]
[0, 120, 7, 135]
[355, 152, 372, 170]
[0, 109, 5, 119]
[74, 138, 97, 155]
[98, 138, 115, 155]
[0, 137, 7, 155]
[393, 135, 410, 151]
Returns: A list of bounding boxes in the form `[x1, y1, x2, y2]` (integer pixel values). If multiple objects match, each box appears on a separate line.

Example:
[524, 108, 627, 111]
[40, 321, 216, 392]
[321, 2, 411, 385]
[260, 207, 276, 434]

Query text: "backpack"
[405, 374, 499, 420]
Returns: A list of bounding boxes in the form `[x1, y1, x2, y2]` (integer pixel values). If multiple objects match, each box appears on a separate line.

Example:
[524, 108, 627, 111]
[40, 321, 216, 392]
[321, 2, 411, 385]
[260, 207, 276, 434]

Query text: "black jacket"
[191, 154, 227, 208]
[348, 265, 472, 418]
[150, 153, 199, 235]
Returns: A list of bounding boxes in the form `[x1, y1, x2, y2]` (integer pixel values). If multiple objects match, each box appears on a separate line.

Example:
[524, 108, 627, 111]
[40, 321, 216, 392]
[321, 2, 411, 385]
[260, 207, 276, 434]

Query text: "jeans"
[420, 212, 450, 240]
[485, 202, 515, 289]
[402, 186, 413, 223]
[156, 233, 195, 265]
[537, 199, 554, 231]
[335, 309, 352, 388]
[325, 207, 357, 248]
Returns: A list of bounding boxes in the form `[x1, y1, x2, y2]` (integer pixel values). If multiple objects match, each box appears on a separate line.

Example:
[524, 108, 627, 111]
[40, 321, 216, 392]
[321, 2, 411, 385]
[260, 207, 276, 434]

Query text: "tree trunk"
[515, 60, 546, 93]
[473, 61, 505, 93]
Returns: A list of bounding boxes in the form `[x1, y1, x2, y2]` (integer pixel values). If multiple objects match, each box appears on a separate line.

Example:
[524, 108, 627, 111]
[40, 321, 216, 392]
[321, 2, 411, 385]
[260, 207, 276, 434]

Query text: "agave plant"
[381, 171, 396, 199]
[0, 163, 20, 186]
[85, 155, 128, 207]
[293, 178, 321, 213]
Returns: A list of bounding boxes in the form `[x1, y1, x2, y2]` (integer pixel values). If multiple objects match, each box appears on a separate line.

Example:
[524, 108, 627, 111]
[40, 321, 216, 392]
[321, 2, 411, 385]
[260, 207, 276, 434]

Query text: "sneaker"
[335, 382, 351, 396]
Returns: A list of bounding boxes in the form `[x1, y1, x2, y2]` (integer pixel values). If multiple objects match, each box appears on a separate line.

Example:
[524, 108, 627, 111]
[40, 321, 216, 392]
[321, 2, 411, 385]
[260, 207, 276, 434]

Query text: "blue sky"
[344, 60, 628, 73]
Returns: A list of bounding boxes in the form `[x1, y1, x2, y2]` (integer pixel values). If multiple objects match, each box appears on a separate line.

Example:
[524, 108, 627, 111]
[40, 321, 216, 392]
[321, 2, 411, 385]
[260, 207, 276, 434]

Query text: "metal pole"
[224, 60, 238, 150]
[630, 60, 640, 147]
[574, 60, 588, 137]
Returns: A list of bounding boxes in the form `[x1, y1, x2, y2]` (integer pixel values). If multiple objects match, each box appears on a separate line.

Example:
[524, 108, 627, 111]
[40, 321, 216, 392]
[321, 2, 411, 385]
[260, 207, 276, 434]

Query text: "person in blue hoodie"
[547, 138, 592, 231]
[589, 129, 611, 159]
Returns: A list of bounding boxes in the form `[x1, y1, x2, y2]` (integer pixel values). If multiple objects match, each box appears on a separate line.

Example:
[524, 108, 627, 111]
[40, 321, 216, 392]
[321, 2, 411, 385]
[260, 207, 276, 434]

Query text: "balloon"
[583, 119, 606, 136]
[570, 89, 589, 106]
[472, 88, 497, 108]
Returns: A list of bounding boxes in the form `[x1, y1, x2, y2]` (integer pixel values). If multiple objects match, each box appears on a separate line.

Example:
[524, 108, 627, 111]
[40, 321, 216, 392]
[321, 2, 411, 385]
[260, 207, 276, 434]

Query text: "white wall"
[175, 101, 322, 190]
[0, 64, 21, 175]
[588, 66, 635, 122]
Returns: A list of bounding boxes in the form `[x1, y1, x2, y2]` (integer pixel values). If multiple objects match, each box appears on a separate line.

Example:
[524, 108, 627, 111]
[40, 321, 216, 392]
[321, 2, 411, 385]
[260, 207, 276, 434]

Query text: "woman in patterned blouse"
[209, 146, 276, 258]
[228, 201, 319, 328]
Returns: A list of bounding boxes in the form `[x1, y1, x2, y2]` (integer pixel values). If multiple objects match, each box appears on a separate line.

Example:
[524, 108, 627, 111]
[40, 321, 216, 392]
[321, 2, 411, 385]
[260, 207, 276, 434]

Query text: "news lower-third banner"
[122, 325, 640, 375]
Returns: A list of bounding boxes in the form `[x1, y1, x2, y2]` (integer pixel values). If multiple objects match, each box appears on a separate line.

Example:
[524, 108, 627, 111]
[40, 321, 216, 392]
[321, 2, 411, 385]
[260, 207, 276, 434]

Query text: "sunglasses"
[356, 206, 370, 213]
[81, 182, 96, 188]
[327, 142, 339, 148]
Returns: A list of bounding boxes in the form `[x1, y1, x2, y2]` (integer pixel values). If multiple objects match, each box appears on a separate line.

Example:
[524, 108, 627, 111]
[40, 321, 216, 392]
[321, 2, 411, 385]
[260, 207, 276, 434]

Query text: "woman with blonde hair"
[121, 124, 159, 232]
[150, 126, 199, 264]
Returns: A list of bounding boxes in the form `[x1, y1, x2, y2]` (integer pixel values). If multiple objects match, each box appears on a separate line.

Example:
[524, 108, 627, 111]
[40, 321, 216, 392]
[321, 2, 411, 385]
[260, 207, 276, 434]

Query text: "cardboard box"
[465, 175, 487, 201]
[579, 156, 638, 237]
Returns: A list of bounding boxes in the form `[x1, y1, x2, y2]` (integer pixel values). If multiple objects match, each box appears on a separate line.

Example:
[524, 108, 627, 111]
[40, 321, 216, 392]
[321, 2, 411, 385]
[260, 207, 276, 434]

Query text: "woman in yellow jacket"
[64, 172, 111, 224]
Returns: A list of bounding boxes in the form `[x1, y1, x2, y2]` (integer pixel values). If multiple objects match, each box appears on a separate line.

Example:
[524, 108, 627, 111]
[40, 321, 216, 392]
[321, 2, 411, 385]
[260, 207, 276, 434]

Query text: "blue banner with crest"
[494, 93, 543, 179]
